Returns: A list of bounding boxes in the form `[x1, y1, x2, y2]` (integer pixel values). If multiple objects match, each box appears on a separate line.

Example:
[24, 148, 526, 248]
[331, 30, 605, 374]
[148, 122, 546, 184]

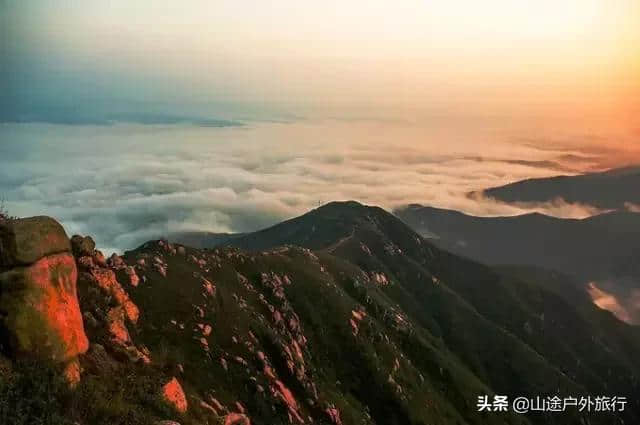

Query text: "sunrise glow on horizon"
[3, 1, 638, 131]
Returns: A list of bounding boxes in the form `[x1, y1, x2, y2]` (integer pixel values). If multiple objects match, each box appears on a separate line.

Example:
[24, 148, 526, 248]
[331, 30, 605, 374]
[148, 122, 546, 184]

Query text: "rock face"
[72, 234, 149, 365]
[0, 217, 88, 371]
[161, 377, 188, 413]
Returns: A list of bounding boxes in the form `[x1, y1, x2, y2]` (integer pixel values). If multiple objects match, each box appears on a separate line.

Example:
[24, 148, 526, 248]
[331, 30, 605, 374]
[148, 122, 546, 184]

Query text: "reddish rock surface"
[88, 267, 139, 323]
[274, 379, 304, 423]
[125, 266, 140, 287]
[161, 377, 188, 413]
[107, 307, 131, 345]
[63, 358, 82, 388]
[325, 405, 343, 425]
[0, 216, 89, 387]
[224, 412, 251, 425]
[0, 252, 89, 362]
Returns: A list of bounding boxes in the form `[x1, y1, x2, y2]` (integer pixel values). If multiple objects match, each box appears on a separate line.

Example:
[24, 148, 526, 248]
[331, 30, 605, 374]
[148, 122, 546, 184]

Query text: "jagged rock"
[224, 413, 251, 425]
[371, 272, 388, 286]
[154, 262, 168, 277]
[102, 304, 149, 362]
[199, 399, 219, 416]
[77, 255, 95, 270]
[161, 377, 188, 413]
[199, 337, 209, 351]
[108, 253, 125, 269]
[202, 277, 215, 296]
[233, 355, 247, 366]
[125, 266, 139, 287]
[70, 235, 95, 258]
[203, 324, 212, 336]
[350, 309, 366, 336]
[274, 380, 304, 423]
[85, 268, 139, 323]
[207, 396, 226, 414]
[83, 343, 117, 374]
[325, 405, 342, 425]
[92, 250, 107, 267]
[63, 358, 82, 388]
[107, 306, 131, 345]
[112, 343, 151, 364]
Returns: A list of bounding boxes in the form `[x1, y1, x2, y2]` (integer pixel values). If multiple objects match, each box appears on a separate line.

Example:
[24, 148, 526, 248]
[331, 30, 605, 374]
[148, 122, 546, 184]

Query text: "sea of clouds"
[0, 119, 622, 253]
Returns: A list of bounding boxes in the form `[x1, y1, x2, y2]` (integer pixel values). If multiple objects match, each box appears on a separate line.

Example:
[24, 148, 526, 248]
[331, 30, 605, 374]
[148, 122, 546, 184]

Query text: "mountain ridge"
[2, 202, 639, 424]
[394, 203, 640, 324]
[480, 164, 640, 209]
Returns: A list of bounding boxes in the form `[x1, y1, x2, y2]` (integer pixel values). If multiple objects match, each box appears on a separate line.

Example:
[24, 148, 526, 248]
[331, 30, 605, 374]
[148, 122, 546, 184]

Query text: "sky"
[2, 0, 639, 125]
[1, 0, 639, 252]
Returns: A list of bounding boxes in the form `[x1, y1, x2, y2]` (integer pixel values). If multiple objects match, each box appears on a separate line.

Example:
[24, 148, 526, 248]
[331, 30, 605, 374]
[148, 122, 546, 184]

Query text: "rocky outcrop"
[72, 234, 148, 365]
[161, 377, 188, 413]
[0, 216, 89, 385]
[325, 405, 343, 425]
[224, 413, 251, 425]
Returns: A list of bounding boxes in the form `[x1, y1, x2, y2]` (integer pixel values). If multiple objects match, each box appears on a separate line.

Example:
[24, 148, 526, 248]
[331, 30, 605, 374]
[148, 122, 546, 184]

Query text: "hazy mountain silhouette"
[482, 165, 640, 209]
[395, 204, 640, 323]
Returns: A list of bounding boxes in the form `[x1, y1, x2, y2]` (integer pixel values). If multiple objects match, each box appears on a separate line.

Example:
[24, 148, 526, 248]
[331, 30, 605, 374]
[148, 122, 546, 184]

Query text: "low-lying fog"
[0, 119, 631, 253]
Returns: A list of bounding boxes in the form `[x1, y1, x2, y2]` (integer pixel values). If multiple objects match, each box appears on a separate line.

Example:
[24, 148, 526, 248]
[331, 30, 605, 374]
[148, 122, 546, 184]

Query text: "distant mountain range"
[395, 165, 640, 324]
[394, 205, 640, 286]
[481, 165, 640, 210]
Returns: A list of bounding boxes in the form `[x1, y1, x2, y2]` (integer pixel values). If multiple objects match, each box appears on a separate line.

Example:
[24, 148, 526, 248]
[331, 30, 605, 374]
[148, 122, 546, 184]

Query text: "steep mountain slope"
[219, 201, 640, 422]
[481, 165, 640, 209]
[394, 204, 640, 323]
[3, 203, 640, 425]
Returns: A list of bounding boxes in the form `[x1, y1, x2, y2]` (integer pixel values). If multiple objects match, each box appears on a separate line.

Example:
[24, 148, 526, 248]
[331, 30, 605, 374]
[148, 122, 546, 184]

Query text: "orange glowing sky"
[3, 1, 638, 134]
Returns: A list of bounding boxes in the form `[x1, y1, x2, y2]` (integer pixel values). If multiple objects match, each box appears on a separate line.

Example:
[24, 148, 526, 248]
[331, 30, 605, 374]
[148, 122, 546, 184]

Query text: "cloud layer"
[0, 120, 622, 253]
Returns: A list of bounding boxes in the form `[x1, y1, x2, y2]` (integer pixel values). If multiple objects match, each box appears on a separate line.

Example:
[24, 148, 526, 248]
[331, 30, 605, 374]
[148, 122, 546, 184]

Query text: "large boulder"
[0, 217, 88, 367]
[0, 216, 71, 267]
[161, 377, 188, 413]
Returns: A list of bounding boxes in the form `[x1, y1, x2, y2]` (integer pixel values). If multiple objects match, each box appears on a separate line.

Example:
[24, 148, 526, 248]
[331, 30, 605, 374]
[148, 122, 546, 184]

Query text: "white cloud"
[0, 120, 620, 253]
